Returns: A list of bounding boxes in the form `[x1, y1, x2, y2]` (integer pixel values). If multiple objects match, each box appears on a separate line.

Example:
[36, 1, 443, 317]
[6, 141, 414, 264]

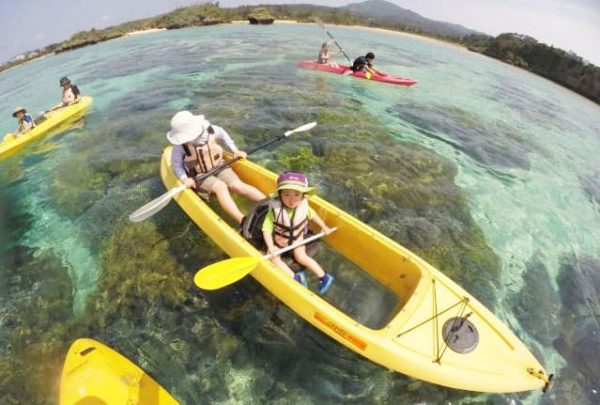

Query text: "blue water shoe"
[294, 271, 308, 288]
[319, 273, 334, 294]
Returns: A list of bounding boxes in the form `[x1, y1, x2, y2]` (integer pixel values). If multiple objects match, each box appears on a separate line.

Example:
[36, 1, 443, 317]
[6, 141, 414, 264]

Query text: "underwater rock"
[393, 103, 534, 170]
[48, 156, 111, 216]
[0, 246, 86, 404]
[512, 256, 560, 346]
[0, 185, 34, 253]
[580, 170, 600, 210]
[98, 158, 159, 187]
[553, 255, 600, 403]
[84, 220, 191, 326]
[77, 178, 156, 245]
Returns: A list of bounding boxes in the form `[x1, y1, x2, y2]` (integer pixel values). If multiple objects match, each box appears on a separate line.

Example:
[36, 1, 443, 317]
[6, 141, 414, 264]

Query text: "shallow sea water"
[1, 23, 599, 404]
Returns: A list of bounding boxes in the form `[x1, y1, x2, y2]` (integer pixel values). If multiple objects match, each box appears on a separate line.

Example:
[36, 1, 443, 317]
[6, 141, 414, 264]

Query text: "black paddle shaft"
[325, 31, 352, 63]
[194, 133, 286, 182]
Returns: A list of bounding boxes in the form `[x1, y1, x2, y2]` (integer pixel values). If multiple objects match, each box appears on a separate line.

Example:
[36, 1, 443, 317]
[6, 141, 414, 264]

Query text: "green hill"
[1, 1, 597, 105]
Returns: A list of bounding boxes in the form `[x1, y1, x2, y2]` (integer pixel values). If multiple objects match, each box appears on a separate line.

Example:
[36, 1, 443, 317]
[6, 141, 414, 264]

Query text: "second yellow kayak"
[60, 338, 179, 405]
[0, 96, 92, 159]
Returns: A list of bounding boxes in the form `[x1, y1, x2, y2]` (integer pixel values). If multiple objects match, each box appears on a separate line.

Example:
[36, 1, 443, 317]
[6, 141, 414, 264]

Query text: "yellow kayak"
[161, 147, 552, 393]
[60, 338, 179, 404]
[0, 96, 92, 159]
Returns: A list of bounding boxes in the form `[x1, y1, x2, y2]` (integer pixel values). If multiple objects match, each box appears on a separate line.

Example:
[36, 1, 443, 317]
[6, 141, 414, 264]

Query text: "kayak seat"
[242, 198, 320, 272]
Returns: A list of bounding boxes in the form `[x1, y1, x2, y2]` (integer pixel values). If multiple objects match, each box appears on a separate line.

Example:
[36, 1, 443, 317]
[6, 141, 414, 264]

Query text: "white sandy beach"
[239, 19, 466, 50]
[126, 28, 167, 36]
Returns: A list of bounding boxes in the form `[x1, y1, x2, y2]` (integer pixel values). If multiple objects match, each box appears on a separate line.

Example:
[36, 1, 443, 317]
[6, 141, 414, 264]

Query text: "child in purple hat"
[262, 171, 334, 294]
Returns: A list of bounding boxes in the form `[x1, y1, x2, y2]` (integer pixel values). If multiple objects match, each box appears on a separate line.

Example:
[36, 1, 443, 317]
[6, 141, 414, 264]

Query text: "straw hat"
[12, 106, 26, 117]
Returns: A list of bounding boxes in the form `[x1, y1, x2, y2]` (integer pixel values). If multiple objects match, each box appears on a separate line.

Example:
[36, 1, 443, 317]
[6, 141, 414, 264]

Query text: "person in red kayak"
[262, 171, 334, 294]
[317, 40, 340, 65]
[350, 52, 384, 77]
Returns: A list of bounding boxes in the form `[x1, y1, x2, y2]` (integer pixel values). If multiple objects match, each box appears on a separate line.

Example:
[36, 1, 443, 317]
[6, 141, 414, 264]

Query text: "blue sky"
[1, 0, 599, 65]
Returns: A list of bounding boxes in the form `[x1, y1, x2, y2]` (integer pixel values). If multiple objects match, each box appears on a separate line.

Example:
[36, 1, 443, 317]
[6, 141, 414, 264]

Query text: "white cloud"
[99, 14, 111, 22]
[34, 32, 45, 41]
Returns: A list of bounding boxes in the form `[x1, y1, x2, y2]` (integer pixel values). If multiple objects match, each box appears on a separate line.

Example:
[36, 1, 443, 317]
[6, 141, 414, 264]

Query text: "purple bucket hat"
[275, 171, 315, 194]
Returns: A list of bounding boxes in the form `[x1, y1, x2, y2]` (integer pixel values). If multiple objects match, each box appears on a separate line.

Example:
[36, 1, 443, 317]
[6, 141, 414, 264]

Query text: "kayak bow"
[59, 338, 179, 404]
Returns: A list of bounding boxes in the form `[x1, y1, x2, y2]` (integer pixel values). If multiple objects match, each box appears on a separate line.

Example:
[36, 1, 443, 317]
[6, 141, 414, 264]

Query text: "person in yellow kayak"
[50, 76, 81, 110]
[350, 52, 384, 78]
[11, 107, 35, 136]
[167, 110, 266, 224]
[317, 40, 340, 65]
[262, 171, 334, 293]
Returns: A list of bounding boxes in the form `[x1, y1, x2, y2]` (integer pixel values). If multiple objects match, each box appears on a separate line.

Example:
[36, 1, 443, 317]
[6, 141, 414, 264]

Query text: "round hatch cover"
[442, 317, 479, 354]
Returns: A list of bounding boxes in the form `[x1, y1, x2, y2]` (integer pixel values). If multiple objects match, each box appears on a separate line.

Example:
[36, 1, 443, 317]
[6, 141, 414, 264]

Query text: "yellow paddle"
[194, 227, 337, 290]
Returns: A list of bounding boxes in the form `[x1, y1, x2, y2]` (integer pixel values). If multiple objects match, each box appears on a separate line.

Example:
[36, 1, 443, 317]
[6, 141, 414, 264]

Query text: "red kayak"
[298, 60, 417, 86]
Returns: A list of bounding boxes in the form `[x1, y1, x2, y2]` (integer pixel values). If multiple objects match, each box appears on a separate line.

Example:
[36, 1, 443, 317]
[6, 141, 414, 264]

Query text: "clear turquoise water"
[1, 23, 599, 404]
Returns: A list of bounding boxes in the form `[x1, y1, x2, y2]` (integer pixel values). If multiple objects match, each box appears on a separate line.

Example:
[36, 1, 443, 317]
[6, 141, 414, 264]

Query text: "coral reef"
[47, 157, 111, 216]
[85, 221, 191, 327]
[511, 257, 560, 346]
[551, 255, 600, 404]
[392, 103, 534, 170]
[0, 247, 84, 403]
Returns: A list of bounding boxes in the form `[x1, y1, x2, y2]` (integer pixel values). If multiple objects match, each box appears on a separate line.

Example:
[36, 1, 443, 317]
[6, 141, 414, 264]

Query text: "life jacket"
[19, 114, 35, 132]
[270, 197, 310, 248]
[181, 126, 224, 178]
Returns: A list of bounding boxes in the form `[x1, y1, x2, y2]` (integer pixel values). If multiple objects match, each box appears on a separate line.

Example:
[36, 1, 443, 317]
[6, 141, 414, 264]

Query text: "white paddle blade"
[285, 121, 317, 137]
[128, 184, 186, 222]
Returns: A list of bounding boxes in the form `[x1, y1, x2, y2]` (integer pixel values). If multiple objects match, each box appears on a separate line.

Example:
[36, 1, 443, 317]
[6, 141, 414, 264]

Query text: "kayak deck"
[298, 60, 417, 86]
[161, 147, 549, 393]
[0, 96, 92, 159]
[60, 338, 179, 404]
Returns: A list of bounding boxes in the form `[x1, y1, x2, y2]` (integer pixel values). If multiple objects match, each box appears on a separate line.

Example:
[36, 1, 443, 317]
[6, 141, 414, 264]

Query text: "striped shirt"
[170, 125, 238, 180]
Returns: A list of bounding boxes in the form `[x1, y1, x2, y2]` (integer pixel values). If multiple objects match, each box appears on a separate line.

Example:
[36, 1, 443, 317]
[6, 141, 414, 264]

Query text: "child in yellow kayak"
[12, 106, 35, 136]
[262, 171, 334, 294]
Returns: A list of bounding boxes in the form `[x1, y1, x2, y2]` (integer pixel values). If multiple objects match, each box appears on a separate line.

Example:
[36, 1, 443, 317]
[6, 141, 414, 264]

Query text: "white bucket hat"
[166, 111, 211, 145]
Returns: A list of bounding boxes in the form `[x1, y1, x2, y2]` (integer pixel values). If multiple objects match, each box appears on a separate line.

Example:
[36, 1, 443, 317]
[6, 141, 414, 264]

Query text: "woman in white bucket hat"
[168, 111, 265, 224]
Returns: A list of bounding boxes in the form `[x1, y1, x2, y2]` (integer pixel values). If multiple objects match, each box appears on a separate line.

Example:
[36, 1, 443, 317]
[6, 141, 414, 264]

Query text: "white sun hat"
[166, 111, 211, 145]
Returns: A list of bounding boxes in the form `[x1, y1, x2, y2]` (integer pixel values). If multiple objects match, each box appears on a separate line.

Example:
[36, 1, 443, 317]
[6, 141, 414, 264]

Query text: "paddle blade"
[194, 257, 262, 290]
[128, 184, 185, 222]
[285, 121, 317, 136]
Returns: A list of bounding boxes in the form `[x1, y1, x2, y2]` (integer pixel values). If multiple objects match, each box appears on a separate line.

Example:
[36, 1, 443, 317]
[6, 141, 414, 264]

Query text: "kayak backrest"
[242, 198, 270, 250]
